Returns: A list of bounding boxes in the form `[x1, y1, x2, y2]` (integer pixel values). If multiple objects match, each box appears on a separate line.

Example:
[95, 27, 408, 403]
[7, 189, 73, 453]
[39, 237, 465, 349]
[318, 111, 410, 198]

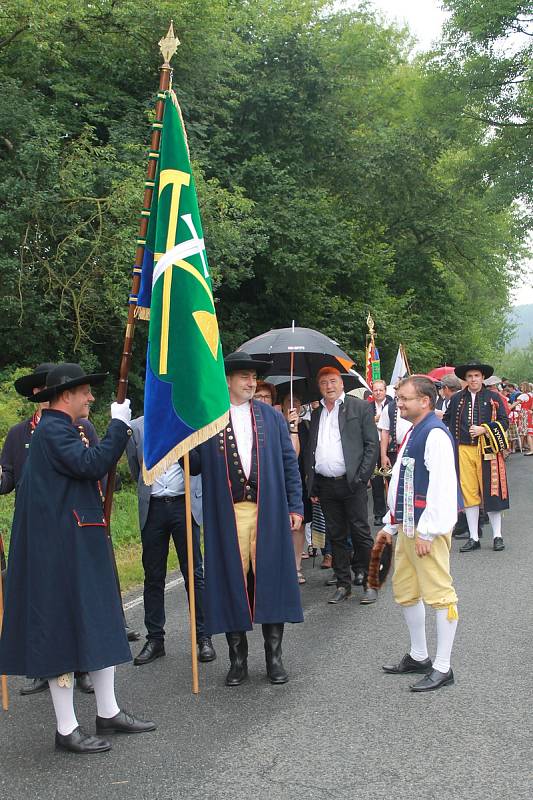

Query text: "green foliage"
[0, 0, 530, 391]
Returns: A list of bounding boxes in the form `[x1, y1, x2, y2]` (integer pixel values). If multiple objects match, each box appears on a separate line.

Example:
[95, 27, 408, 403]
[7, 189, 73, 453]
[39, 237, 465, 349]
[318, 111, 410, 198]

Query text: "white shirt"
[383, 423, 458, 540]
[230, 401, 253, 478]
[151, 462, 185, 497]
[377, 404, 412, 443]
[315, 392, 346, 478]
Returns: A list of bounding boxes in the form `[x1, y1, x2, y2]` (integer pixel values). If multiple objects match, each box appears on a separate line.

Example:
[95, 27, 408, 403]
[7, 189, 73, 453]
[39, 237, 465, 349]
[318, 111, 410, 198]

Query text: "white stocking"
[89, 666, 120, 719]
[48, 677, 78, 736]
[487, 510, 502, 539]
[402, 600, 428, 662]
[432, 608, 458, 673]
[465, 506, 480, 541]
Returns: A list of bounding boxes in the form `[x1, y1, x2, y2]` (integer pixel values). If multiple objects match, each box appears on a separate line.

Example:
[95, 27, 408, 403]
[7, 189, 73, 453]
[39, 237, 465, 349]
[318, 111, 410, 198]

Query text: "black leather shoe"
[324, 576, 337, 586]
[96, 709, 156, 735]
[55, 726, 111, 754]
[75, 672, 94, 694]
[460, 538, 480, 552]
[133, 640, 165, 666]
[453, 530, 470, 540]
[352, 569, 365, 586]
[493, 537, 505, 551]
[225, 632, 248, 686]
[410, 668, 454, 692]
[360, 588, 378, 605]
[262, 623, 289, 685]
[125, 625, 141, 642]
[20, 678, 49, 696]
[328, 586, 351, 604]
[197, 637, 217, 662]
[382, 653, 432, 674]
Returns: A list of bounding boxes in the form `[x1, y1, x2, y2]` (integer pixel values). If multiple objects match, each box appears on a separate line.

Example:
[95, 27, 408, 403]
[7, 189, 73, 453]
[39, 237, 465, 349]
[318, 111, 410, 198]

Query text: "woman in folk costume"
[199, 352, 304, 687]
[443, 360, 509, 553]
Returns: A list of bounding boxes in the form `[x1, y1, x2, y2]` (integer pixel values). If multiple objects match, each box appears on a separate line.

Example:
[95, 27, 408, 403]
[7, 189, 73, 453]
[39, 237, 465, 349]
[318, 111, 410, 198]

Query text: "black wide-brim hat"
[31, 362, 108, 403]
[454, 360, 494, 381]
[14, 363, 56, 398]
[224, 351, 272, 376]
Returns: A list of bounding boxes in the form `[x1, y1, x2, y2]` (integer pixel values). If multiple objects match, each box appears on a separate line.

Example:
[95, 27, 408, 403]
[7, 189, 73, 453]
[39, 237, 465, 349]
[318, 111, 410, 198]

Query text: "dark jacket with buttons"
[0, 409, 132, 678]
[305, 394, 380, 496]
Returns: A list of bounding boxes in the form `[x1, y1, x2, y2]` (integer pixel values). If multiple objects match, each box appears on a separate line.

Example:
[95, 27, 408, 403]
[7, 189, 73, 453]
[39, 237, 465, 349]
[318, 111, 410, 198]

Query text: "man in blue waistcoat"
[379, 375, 461, 692]
[0, 363, 155, 753]
[199, 351, 304, 687]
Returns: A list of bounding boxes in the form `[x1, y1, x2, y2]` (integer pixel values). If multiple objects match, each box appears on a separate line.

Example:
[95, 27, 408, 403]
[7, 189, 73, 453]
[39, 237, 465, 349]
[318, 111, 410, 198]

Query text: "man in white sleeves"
[379, 375, 461, 692]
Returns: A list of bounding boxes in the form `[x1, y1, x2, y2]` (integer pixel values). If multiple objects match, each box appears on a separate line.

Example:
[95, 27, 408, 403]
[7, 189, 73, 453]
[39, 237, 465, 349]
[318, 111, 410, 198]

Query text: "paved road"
[1, 456, 532, 800]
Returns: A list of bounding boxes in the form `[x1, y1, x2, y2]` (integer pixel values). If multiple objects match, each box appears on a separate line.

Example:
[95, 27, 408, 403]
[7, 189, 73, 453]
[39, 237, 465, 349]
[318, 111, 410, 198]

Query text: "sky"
[345, 1, 533, 306]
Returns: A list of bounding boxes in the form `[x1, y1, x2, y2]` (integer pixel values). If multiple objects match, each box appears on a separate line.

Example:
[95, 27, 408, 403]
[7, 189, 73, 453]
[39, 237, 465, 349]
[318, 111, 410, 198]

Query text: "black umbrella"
[238, 325, 355, 406]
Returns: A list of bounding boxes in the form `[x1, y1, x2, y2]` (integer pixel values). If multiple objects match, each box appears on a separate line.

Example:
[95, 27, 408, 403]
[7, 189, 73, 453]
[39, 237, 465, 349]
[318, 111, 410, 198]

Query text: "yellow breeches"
[392, 527, 458, 611]
[234, 501, 258, 579]
[458, 443, 483, 507]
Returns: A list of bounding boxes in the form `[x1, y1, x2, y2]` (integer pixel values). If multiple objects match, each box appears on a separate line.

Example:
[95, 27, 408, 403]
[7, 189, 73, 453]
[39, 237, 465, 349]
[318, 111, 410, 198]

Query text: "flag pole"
[183, 453, 199, 695]
[103, 22, 180, 529]
[401, 343, 412, 376]
[0, 532, 9, 710]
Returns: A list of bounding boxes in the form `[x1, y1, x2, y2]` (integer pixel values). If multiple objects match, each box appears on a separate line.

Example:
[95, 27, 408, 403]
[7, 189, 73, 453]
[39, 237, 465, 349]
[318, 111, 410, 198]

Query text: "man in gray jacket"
[126, 417, 216, 665]
[306, 367, 379, 604]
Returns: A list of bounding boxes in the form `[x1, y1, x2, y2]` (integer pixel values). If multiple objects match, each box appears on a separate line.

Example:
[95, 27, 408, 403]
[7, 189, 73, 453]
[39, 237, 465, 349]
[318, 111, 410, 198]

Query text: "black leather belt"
[151, 495, 183, 503]
[316, 474, 346, 481]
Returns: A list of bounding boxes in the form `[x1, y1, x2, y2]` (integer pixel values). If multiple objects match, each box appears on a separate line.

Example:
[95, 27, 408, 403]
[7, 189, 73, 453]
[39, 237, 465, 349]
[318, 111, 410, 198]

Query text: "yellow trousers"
[234, 501, 258, 578]
[392, 527, 458, 609]
[458, 443, 483, 507]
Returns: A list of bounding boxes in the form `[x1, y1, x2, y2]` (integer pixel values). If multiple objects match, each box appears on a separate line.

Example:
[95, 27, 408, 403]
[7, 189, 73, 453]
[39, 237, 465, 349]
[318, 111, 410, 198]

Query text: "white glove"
[111, 399, 131, 426]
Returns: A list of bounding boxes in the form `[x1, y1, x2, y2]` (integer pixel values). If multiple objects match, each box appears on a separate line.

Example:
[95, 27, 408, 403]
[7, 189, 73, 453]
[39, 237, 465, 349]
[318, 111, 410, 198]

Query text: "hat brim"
[224, 358, 272, 376]
[14, 363, 56, 398]
[31, 372, 108, 403]
[455, 363, 494, 380]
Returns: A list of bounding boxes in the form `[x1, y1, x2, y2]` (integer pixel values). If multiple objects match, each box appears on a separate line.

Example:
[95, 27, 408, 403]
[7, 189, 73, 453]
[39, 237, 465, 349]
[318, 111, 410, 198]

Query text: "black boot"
[225, 632, 248, 686]
[262, 623, 289, 685]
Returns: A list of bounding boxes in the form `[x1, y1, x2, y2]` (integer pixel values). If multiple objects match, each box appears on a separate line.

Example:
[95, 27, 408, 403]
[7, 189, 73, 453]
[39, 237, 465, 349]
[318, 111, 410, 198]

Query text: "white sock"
[402, 600, 428, 662]
[48, 678, 78, 736]
[432, 608, 458, 673]
[465, 506, 480, 541]
[89, 667, 120, 719]
[487, 510, 502, 539]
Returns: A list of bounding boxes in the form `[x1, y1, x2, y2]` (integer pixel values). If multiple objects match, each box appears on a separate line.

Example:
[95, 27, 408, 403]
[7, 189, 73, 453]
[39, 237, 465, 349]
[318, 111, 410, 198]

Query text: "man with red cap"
[305, 366, 379, 604]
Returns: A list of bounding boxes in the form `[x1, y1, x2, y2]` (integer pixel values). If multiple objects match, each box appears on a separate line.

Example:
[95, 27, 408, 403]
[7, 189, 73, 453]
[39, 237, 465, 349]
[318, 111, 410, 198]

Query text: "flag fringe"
[134, 306, 151, 321]
[142, 410, 229, 485]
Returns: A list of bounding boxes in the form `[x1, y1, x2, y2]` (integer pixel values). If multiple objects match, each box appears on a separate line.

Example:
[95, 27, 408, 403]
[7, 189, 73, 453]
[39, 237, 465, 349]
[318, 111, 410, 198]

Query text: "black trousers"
[316, 475, 373, 589]
[370, 474, 387, 518]
[141, 496, 206, 641]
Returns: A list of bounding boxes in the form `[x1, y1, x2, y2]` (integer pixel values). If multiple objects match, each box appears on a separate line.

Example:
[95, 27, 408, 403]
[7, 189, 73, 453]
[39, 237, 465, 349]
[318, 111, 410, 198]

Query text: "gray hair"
[441, 374, 462, 391]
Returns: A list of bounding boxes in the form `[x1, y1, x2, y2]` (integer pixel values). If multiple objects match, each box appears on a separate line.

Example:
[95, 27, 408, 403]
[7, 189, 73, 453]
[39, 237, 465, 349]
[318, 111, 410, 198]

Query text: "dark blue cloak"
[0, 409, 132, 678]
[199, 401, 304, 635]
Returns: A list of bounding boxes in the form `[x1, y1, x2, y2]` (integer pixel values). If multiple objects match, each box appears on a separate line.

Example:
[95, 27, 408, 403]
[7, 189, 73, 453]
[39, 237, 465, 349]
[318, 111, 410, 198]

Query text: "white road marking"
[123, 575, 184, 611]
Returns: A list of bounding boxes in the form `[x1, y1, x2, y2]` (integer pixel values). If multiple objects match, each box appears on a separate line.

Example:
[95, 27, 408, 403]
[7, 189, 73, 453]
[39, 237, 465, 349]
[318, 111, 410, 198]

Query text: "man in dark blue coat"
[200, 351, 304, 687]
[0, 362, 100, 697]
[0, 363, 155, 754]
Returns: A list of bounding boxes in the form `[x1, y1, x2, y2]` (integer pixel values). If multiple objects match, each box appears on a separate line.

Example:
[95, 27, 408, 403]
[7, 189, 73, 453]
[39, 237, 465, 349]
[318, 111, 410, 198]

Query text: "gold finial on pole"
[366, 312, 375, 337]
[159, 20, 180, 66]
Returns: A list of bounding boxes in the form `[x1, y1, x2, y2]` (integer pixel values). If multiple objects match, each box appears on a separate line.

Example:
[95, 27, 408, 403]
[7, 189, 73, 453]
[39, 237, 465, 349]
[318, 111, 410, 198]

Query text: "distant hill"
[508, 305, 533, 349]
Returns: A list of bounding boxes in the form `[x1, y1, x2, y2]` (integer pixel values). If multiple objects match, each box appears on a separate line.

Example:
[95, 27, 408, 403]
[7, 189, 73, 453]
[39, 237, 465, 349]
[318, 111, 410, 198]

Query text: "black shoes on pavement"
[197, 637, 217, 662]
[360, 588, 378, 605]
[460, 538, 481, 552]
[96, 709, 156, 735]
[20, 677, 49, 696]
[328, 586, 351, 604]
[125, 625, 141, 642]
[262, 623, 289, 685]
[382, 653, 433, 675]
[410, 668, 454, 692]
[134, 640, 166, 666]
[76, 672, 94, 694]
[493, 537, 505, 551]
[55, 726, 111, 754]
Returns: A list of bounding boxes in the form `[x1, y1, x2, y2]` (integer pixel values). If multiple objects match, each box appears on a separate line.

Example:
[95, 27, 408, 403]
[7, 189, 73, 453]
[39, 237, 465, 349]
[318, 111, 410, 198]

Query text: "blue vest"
[394, 412, 459, 528]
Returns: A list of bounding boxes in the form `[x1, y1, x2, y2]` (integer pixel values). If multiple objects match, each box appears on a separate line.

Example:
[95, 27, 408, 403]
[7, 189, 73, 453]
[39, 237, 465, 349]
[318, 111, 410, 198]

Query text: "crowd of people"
[0, 355, 525, 754]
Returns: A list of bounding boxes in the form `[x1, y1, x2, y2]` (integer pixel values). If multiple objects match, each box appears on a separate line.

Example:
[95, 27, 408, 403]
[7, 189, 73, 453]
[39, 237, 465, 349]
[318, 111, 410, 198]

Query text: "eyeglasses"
[255, 393, 271, 400]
